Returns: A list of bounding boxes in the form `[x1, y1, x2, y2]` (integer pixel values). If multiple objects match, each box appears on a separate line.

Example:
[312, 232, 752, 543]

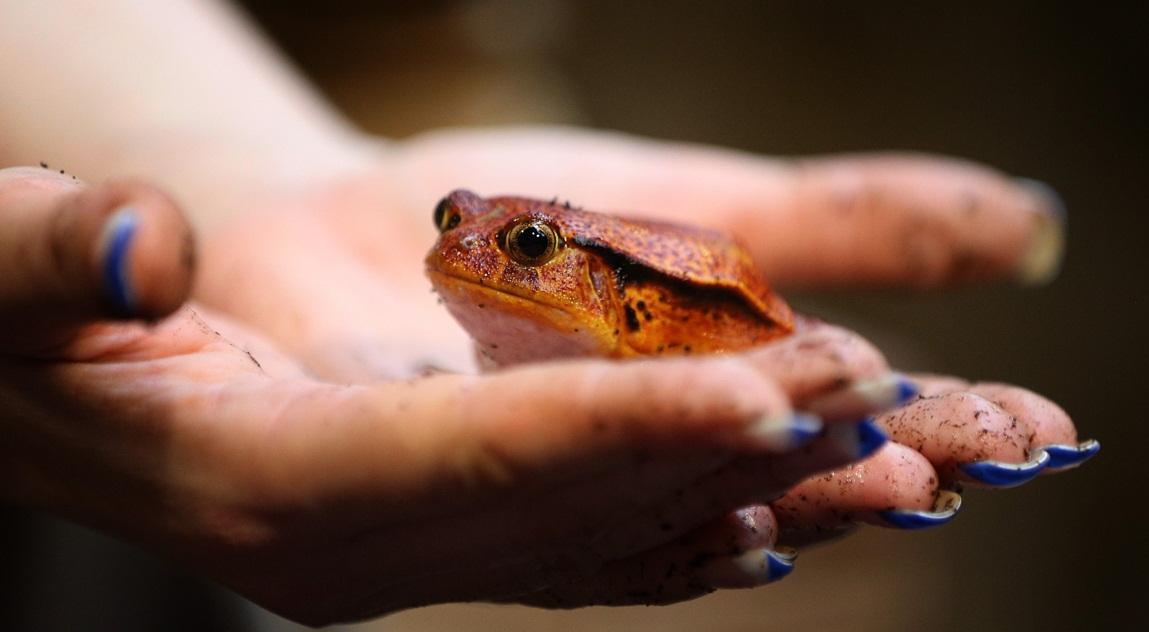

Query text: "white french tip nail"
[1016, 179, 1066, 286]
[856, 373, 918, 407]
[746, 412, 823, 452]
[806, 373, 918, 418]
[698, 547, 797, 588]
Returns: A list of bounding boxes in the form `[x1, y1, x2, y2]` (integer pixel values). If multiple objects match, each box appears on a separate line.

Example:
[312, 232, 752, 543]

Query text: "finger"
[0, 167, 195, 353]
[749, 156, 1064, 289]
[517, 506, 792, 608]
[742, 321, 918, 418]
[257, 356, 802, 515]
[878, 379, 1049, 488]
[324, 415, 888, 617]
[771, 442, 960, 539]
[398, 128, 1063, 289]
[252, 358, 886, 554]
[552, 417, 888, 567]
[963, 382, 1098, 472]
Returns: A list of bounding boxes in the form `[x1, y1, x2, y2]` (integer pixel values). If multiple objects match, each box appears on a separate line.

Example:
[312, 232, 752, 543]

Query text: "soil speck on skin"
[686, 552, 714, 570]
[244, 349, 262, 370]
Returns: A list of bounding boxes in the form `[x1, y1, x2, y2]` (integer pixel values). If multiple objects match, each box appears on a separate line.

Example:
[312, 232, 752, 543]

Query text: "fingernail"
[959, 450, 1050, 487]
[99, 207, 139, 315]
[878, 490, 962, 530]
[1042, 439, 1100, 470]
[763, 548, 797, 582]
[827, 418, 888, 460]
[747, 412, 823, 452]
[698, 547, 797, 587]
[805, 373, 919, 419]
[895, 375, 920, 405]
[1015, 178, 1066, 286]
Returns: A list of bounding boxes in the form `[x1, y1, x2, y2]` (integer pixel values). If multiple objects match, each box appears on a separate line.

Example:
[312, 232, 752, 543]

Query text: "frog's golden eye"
[434, 197, 461, 233]
[505, 220, 561, 265]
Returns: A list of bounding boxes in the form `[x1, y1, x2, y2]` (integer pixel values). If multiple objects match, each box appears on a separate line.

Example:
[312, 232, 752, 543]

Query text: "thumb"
[0, 166, 195, 351]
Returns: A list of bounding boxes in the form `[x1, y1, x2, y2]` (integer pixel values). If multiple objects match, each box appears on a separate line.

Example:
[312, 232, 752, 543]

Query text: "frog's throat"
[426, 270, 618, 353]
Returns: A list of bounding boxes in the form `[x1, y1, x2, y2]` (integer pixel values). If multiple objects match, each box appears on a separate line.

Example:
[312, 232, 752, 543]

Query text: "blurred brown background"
[3, 2, 1144, 630]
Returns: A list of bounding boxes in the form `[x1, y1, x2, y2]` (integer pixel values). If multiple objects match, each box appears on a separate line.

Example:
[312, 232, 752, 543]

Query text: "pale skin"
[0, 0, 1087, 626]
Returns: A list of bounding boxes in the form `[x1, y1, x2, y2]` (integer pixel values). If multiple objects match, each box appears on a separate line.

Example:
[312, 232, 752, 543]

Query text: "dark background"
[4, 2, 1144, 630]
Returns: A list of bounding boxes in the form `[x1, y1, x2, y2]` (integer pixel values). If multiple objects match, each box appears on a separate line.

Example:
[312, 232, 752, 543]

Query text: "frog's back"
[490, 196, 795, 356]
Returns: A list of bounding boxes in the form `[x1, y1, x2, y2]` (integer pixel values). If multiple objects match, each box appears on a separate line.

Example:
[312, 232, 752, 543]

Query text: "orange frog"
[425, 189, 794, 367]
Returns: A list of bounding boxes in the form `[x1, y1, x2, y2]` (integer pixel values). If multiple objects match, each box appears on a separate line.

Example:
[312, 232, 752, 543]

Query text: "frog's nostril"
[461, 234, 486, 250]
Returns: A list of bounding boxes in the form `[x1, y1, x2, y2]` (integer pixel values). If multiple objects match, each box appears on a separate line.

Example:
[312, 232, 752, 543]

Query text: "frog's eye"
[434, 197, 461, 233]
[505, 220, 561, 265]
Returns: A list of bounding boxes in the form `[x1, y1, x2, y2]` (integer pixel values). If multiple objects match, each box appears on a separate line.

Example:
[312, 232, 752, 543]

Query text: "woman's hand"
[1, 166, 1090, 623]
[194, 127, 1065, 382]
[0, 167, 938, 623]
[183, 129, 1094, 598]
[0, 2, 1095, 625]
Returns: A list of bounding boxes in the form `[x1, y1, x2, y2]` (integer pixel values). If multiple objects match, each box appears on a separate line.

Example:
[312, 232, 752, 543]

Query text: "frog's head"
[424, 189, 621, 365]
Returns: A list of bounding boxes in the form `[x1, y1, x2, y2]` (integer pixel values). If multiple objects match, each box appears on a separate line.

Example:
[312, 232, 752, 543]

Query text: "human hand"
[0, 167, 937, 623]
[0, 0, 1095, 622]
[184, 128, 1092, 603]
[194, 126, 1065, 381]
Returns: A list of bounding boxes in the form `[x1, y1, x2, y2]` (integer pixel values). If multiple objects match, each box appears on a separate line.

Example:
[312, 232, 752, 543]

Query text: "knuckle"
[758, 325, 887, 379]
[883, 391, 1030, 463]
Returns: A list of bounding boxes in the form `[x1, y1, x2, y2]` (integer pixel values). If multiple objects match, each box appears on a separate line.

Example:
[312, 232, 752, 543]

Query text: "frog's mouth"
[426, 270, 617, 363]
[425, 269, 582, 322]
[424, 267, 584, 316]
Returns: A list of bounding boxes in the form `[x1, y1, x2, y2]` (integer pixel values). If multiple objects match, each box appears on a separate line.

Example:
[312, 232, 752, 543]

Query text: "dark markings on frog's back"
[624, 305, 641, 332]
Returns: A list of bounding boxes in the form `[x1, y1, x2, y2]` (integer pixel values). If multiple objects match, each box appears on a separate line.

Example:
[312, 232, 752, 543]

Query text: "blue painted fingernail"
[960, 451, 1050, 487]
[1043, 440, 1100, 469]
[878, 490, 962, 530]
[764, 548, 796, 582]
[826, 417, 888, 460]
[697, 546, 797, 587]
[857, 418, 887, 459]
[895, 375, 919, 405]
[100, 208, 139, 315]
[786, 413, 824, 449]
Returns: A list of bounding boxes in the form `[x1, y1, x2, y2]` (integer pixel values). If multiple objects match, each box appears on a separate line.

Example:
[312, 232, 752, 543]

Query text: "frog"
[425, 189, 795, 367]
